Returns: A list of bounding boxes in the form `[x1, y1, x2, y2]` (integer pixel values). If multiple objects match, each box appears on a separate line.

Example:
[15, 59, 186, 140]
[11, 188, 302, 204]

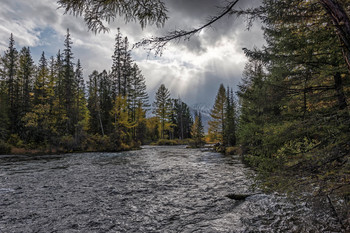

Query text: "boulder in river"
[226, 193, 253, 201]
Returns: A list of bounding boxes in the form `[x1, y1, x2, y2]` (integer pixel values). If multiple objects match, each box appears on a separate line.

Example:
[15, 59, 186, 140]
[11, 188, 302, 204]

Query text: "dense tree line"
[0, 30, 204, 153]
[152, 84, 195, 142]
[236, 0, 350, 228]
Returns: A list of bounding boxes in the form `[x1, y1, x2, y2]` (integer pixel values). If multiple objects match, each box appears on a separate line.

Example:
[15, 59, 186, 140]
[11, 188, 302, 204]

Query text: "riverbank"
[213, 143, 349, 231]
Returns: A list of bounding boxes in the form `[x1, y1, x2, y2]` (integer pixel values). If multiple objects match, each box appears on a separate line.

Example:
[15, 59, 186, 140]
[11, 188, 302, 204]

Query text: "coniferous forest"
[0, 29, 205, 153]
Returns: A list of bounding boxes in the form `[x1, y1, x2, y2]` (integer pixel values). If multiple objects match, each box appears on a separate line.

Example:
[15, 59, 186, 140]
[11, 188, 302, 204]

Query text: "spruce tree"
[87, 70, 103, 135]
[223, 87, 236, 146]
[3, 34, 19, 133]
[111, 28, 124, 97]
[74, 59, 89, 143]
[208, 84, 226, 143]
[17, 47, 34, 115]
[0, 55, 9, 140]
[172, 98, 193, 140]
[34, 52, 49, 105]
[62, 28, 76, 134]
[121, 36, 132, 97]
[98, 70, 113, 135]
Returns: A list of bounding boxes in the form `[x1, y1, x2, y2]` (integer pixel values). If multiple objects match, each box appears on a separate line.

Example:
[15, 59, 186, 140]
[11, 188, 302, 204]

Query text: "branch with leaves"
[57, 0, 168, 33]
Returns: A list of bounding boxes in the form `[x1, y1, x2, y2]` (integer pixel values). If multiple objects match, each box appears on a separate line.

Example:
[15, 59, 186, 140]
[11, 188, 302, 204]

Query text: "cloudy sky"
[0, 0, 264, 107]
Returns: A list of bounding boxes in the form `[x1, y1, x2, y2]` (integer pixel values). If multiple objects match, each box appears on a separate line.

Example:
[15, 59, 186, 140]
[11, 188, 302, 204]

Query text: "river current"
[0, 146, 341, 232]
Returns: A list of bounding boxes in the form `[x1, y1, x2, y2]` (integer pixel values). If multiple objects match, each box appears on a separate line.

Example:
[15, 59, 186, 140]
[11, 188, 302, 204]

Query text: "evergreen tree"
[2, 34, 19, 133]
[52, 50, 67, 135]
[87, 70, 103, 135]
[122, 36, 132, 97]
[208, 84, 226, 143]
[191, 111, 205, 147]
[74, 59, 89, 144]
[111, 28, 124, 97]
[171, 98, 193, 140]
[129, 63, 149, 140]
[23, 52, 57, 145]
[62, 28, 76, 134]
[153, 84, 172, 139]
[110, 95, 133, 147]
[17, 47, 34, 115]
[223, 87, 236, 146]
[236, 0, 350, 206]
[34, 52, 49, 105]
[0, 55, 9, 140]
[98, 70, 113, 135]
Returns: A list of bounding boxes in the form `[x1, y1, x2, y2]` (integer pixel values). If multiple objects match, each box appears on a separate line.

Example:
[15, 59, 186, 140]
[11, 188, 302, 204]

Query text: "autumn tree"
[208, 84, 226, 143]
[129, 63, 149, 141]
[153, 84, 172, 139]
[191, 111, 205, 147]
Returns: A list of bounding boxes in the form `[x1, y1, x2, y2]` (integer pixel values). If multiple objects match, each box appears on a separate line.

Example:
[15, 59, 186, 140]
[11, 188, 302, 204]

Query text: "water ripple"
[0, 146, 341, 232]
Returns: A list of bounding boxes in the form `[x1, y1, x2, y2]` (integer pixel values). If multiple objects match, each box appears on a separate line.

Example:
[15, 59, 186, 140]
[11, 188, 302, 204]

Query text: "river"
[0, 146, 342, 232]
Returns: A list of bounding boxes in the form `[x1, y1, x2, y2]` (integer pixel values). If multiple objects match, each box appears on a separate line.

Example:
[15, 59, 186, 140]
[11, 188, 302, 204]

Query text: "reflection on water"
[0, 146, 341, 232]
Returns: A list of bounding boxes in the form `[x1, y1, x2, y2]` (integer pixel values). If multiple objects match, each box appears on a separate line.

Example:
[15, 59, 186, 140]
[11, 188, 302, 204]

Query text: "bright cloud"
[0, 0, 264, 106]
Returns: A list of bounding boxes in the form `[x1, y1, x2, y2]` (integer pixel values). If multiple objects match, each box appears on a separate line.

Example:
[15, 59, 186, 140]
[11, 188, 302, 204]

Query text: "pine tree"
[3, 34, 19, 133]
[98, 70, 113, 135]
[87, 70, 102, 135]
[0, 55, 9, 140]
[191, 111, 205, 147]
[17, 47, 34, 115]
[172, 98, 193, 139]
[129, 63, 149, 140]
[74, 59, 89, 143]
[22, 52, 56, 145]
[208, 84, 226, 143]
[34, 52, 49, 105]
[111, 28, 124, 97]
[52, 50, 67, 135]
[153, 84, 172, 139]
[223, 87, 236, 146]
[62, 28, 76, 134]
[121, 36, 132, 97]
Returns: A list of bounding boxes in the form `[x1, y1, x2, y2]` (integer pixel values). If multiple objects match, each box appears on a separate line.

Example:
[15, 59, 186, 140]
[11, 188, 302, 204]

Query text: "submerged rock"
[226, 193, 253, 201]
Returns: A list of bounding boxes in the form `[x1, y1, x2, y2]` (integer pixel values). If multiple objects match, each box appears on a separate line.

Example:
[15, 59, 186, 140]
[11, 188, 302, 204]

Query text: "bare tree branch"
[133, 0, 240, 56]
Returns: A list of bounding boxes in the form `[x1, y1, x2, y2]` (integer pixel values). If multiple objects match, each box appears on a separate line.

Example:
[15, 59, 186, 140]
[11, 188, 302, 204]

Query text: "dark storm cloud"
[0, 0, 264, 107]
[158, 0, 262, 54]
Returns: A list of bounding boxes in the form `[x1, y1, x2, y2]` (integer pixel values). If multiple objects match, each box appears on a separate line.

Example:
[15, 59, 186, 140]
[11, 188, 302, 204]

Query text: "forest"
[0, 29, 215, 153]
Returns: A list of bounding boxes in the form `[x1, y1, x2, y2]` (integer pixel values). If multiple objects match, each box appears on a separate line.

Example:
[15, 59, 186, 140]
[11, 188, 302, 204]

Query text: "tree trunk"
[319, 0, 350, 72]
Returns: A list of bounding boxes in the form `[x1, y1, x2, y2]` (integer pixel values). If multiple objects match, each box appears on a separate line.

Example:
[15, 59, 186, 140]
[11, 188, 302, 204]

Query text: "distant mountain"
[190, 103, 212, 133]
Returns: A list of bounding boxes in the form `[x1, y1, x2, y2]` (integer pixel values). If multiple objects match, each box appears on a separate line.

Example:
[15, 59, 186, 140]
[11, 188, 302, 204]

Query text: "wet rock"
[226, 193, 253, 201]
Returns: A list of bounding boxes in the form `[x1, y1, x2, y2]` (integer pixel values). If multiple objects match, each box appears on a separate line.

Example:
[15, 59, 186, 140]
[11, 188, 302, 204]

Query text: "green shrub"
[156, 139, 178, 145]
[7, 134, 24, 148]
[225, 147, 238, 155]
[59, 135, 76, 152]
[0, 140, 11, 154]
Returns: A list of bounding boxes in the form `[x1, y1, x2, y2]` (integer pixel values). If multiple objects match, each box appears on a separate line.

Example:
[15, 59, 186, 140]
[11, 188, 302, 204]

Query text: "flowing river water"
[0, 146, 342, 232]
